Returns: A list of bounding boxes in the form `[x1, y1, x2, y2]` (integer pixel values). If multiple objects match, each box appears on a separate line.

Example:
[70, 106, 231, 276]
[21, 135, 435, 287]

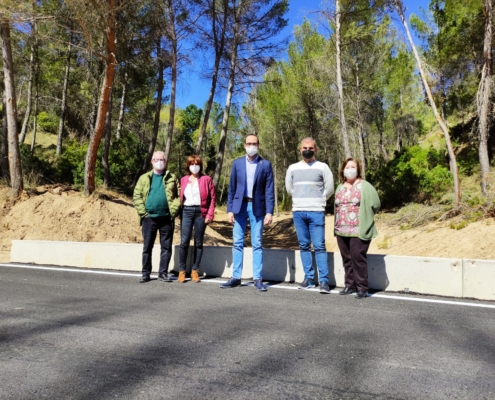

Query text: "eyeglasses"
[153, 159, 165, 162]
[301, 147, 315, 150]
[245, 142, 258, 146]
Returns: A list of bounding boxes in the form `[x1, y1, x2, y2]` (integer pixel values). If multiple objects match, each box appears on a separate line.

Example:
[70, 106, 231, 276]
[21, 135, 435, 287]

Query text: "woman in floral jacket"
[334, 157, 380, 299]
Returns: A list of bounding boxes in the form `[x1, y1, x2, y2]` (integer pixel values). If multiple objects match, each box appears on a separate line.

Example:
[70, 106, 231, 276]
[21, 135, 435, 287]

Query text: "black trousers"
[179, 206, 206, 271]
[141, 216, 174, 277]
[336, 235, 371, 292]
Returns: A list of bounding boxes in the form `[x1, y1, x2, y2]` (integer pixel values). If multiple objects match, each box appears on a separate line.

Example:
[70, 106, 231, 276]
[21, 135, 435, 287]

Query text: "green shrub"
[369, 146, 453, 208]
[107, 133, 146, 194]
[55, 133, 146, 193]
[55, 140, 87, 187]
[37, 112, 58, 134]
[19, 143, 56, 186]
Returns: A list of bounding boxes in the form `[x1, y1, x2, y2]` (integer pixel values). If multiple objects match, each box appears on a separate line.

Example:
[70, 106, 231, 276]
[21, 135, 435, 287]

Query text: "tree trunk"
[139, 54, 165, 176]
[57, 42, 71, 155]
[19, 22, 37, 144]
[273, 129, 279, 216]
[83, 0, 117, 195]
[376, 110, 389, 162]
[102, 88, 113, 186]
[335, 0, 351, 158]
[1, 21, 23, 198]
[116, 70, 128, 140]
[393, 0, 461, 209]
[1, 86, 10, 180]
[30, 78, 39, 154]
[354, 62, 366, 179]
[195, 0, 228, 155]
[213, 3, 241, 187]
[163, 0, 178, 169]
[87, 60, 104, 137]
[477, 0, 492, 196]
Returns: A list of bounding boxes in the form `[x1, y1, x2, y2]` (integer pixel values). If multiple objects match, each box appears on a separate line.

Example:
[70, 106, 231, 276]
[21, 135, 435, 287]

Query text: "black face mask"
[302, 150, 315, 159]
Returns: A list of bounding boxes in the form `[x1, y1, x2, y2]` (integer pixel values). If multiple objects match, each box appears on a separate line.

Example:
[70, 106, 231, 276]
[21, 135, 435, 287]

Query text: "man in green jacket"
[133, 151, 181, 283]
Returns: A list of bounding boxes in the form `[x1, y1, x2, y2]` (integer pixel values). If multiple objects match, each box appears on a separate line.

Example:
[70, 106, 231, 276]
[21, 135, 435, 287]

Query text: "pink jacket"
[180, 174, 216, 221]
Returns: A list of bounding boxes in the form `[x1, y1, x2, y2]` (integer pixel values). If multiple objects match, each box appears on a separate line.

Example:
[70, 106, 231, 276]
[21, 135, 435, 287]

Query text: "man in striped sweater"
[285, 138, 334, 293]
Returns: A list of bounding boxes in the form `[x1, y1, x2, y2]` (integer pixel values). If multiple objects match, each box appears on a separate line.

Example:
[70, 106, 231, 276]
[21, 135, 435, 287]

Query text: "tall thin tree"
[195, 0, 229, 156]
[163, 0, 185, 169]
[56, 42, 72, 155]
[1, 20, 23, 198]
[19, 22, 37, 144]
[335, 0, 351, 158]
[82, 0, 118, 195]
[391, 0, 461, 209]
[477, 0, 492, 196]
[1, 82, 10, 180]
[212, 0, 242, 187]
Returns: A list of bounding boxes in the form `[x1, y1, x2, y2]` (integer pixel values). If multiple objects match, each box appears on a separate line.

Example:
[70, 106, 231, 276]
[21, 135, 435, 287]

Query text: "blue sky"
[175, 0, 432, 109]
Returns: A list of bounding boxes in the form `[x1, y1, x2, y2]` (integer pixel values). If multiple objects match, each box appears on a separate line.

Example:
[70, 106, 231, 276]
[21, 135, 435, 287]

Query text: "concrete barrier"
[463, 259, 495, 301]
[9, 240, 495, 300]
[10, 240, 157, 271]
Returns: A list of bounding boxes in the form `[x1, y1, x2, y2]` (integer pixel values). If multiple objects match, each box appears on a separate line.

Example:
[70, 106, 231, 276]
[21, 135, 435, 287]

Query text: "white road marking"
[1, 263, 495, 309]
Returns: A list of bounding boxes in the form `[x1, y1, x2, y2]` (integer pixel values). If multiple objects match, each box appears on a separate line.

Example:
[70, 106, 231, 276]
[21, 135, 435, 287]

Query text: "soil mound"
[0, 185, 493, 262]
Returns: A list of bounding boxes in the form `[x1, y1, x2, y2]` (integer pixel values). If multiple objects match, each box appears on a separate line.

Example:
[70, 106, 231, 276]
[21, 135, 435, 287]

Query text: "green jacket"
[133, 169, 181, 224]
[334, 180, 381, 240]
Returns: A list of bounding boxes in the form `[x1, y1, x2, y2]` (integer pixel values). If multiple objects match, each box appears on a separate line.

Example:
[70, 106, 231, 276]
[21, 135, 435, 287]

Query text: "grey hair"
[300, 137, 317, 149]
[152, 151, 165, 160]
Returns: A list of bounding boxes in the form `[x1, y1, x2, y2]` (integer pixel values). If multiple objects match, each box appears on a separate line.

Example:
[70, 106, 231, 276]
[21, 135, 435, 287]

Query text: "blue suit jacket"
[227, 156, 275, 217]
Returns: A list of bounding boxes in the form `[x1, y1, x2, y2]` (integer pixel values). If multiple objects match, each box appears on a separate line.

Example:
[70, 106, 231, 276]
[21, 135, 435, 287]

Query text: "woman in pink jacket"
[178, 155, 216, 283]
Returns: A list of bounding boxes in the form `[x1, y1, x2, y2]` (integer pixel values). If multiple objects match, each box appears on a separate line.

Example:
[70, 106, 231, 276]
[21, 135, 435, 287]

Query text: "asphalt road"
[1, 264, 494, 400]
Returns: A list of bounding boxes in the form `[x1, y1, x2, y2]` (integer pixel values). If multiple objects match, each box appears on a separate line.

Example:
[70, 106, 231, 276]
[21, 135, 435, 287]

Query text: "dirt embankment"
[1, 185, 494, 263]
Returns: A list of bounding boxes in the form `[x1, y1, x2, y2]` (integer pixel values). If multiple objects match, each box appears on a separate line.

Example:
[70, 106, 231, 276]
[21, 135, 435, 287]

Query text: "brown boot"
[191, 269, 201, 283]
[177, 270, 186, 283]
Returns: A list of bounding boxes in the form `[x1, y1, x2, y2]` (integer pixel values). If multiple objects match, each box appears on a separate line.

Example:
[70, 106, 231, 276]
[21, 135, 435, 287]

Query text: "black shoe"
[319, 282, 330, 294]
[355, 290, 368, 299]
[298, 279, 315, 289]
[158, 273, 172, 282]
[139, 275, 150, 283]
[339, 287, 356, 295]
[254, 279, 267, 291]
[220, 278, 241, 288]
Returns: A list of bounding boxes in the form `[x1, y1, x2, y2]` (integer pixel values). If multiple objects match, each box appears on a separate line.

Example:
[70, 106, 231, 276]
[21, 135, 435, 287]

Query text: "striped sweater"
[285, 160, 334, 211]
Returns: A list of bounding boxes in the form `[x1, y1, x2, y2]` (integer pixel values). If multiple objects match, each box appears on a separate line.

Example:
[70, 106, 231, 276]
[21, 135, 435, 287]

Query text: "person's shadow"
[367, 254, 390, 292]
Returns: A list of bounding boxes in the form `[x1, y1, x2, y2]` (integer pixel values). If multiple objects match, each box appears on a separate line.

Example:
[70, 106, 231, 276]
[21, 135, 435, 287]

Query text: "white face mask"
[153, 161, 165, 171]
[344, 167, 358, 179]
[245, 145, 258, 157]
[189, 165, 200, 175]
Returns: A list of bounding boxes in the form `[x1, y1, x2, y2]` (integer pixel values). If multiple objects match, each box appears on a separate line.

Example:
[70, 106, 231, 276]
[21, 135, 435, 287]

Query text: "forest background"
[1, 0, 494, 230]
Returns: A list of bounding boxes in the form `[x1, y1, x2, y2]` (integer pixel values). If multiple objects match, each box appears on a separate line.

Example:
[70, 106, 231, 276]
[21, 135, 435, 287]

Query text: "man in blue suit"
[221, 134, 275, 291]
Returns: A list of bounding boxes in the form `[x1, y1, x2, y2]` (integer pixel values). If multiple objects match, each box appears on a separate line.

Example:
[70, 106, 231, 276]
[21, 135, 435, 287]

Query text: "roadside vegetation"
[0, 0, 494, 231]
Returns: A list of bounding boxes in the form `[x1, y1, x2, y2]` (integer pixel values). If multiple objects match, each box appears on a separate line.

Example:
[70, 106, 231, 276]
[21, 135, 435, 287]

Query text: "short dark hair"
[338, 157, 362, 183]
[185, 155, 203, 175]
[244, 134, 259, 145]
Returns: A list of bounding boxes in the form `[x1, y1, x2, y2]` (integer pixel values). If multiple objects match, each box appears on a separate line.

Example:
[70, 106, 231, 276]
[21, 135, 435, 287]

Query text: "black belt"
[243, 197, 252, 202]
[184, 205, 201, 208]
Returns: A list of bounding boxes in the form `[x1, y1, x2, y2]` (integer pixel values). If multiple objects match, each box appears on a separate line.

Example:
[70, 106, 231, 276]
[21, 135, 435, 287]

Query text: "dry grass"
[377, 203, 449, 230]
[23, 130, 58, 149]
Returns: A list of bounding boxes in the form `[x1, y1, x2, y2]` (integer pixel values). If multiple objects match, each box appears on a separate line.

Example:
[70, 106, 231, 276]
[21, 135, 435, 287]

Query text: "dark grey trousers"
[336, 235, 371, 292]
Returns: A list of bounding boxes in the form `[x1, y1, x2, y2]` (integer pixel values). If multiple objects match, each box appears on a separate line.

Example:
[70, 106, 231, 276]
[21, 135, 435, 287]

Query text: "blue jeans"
[292, 211, 328, 283]
[232, 201, 264, 280]
[179, 206, 206, 271]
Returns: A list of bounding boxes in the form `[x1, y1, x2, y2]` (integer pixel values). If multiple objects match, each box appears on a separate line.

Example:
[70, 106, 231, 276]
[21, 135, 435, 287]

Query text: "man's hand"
[264, 213, 273, 226]
[205, 218, 212, 224]
[227, 212, 235, 225]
